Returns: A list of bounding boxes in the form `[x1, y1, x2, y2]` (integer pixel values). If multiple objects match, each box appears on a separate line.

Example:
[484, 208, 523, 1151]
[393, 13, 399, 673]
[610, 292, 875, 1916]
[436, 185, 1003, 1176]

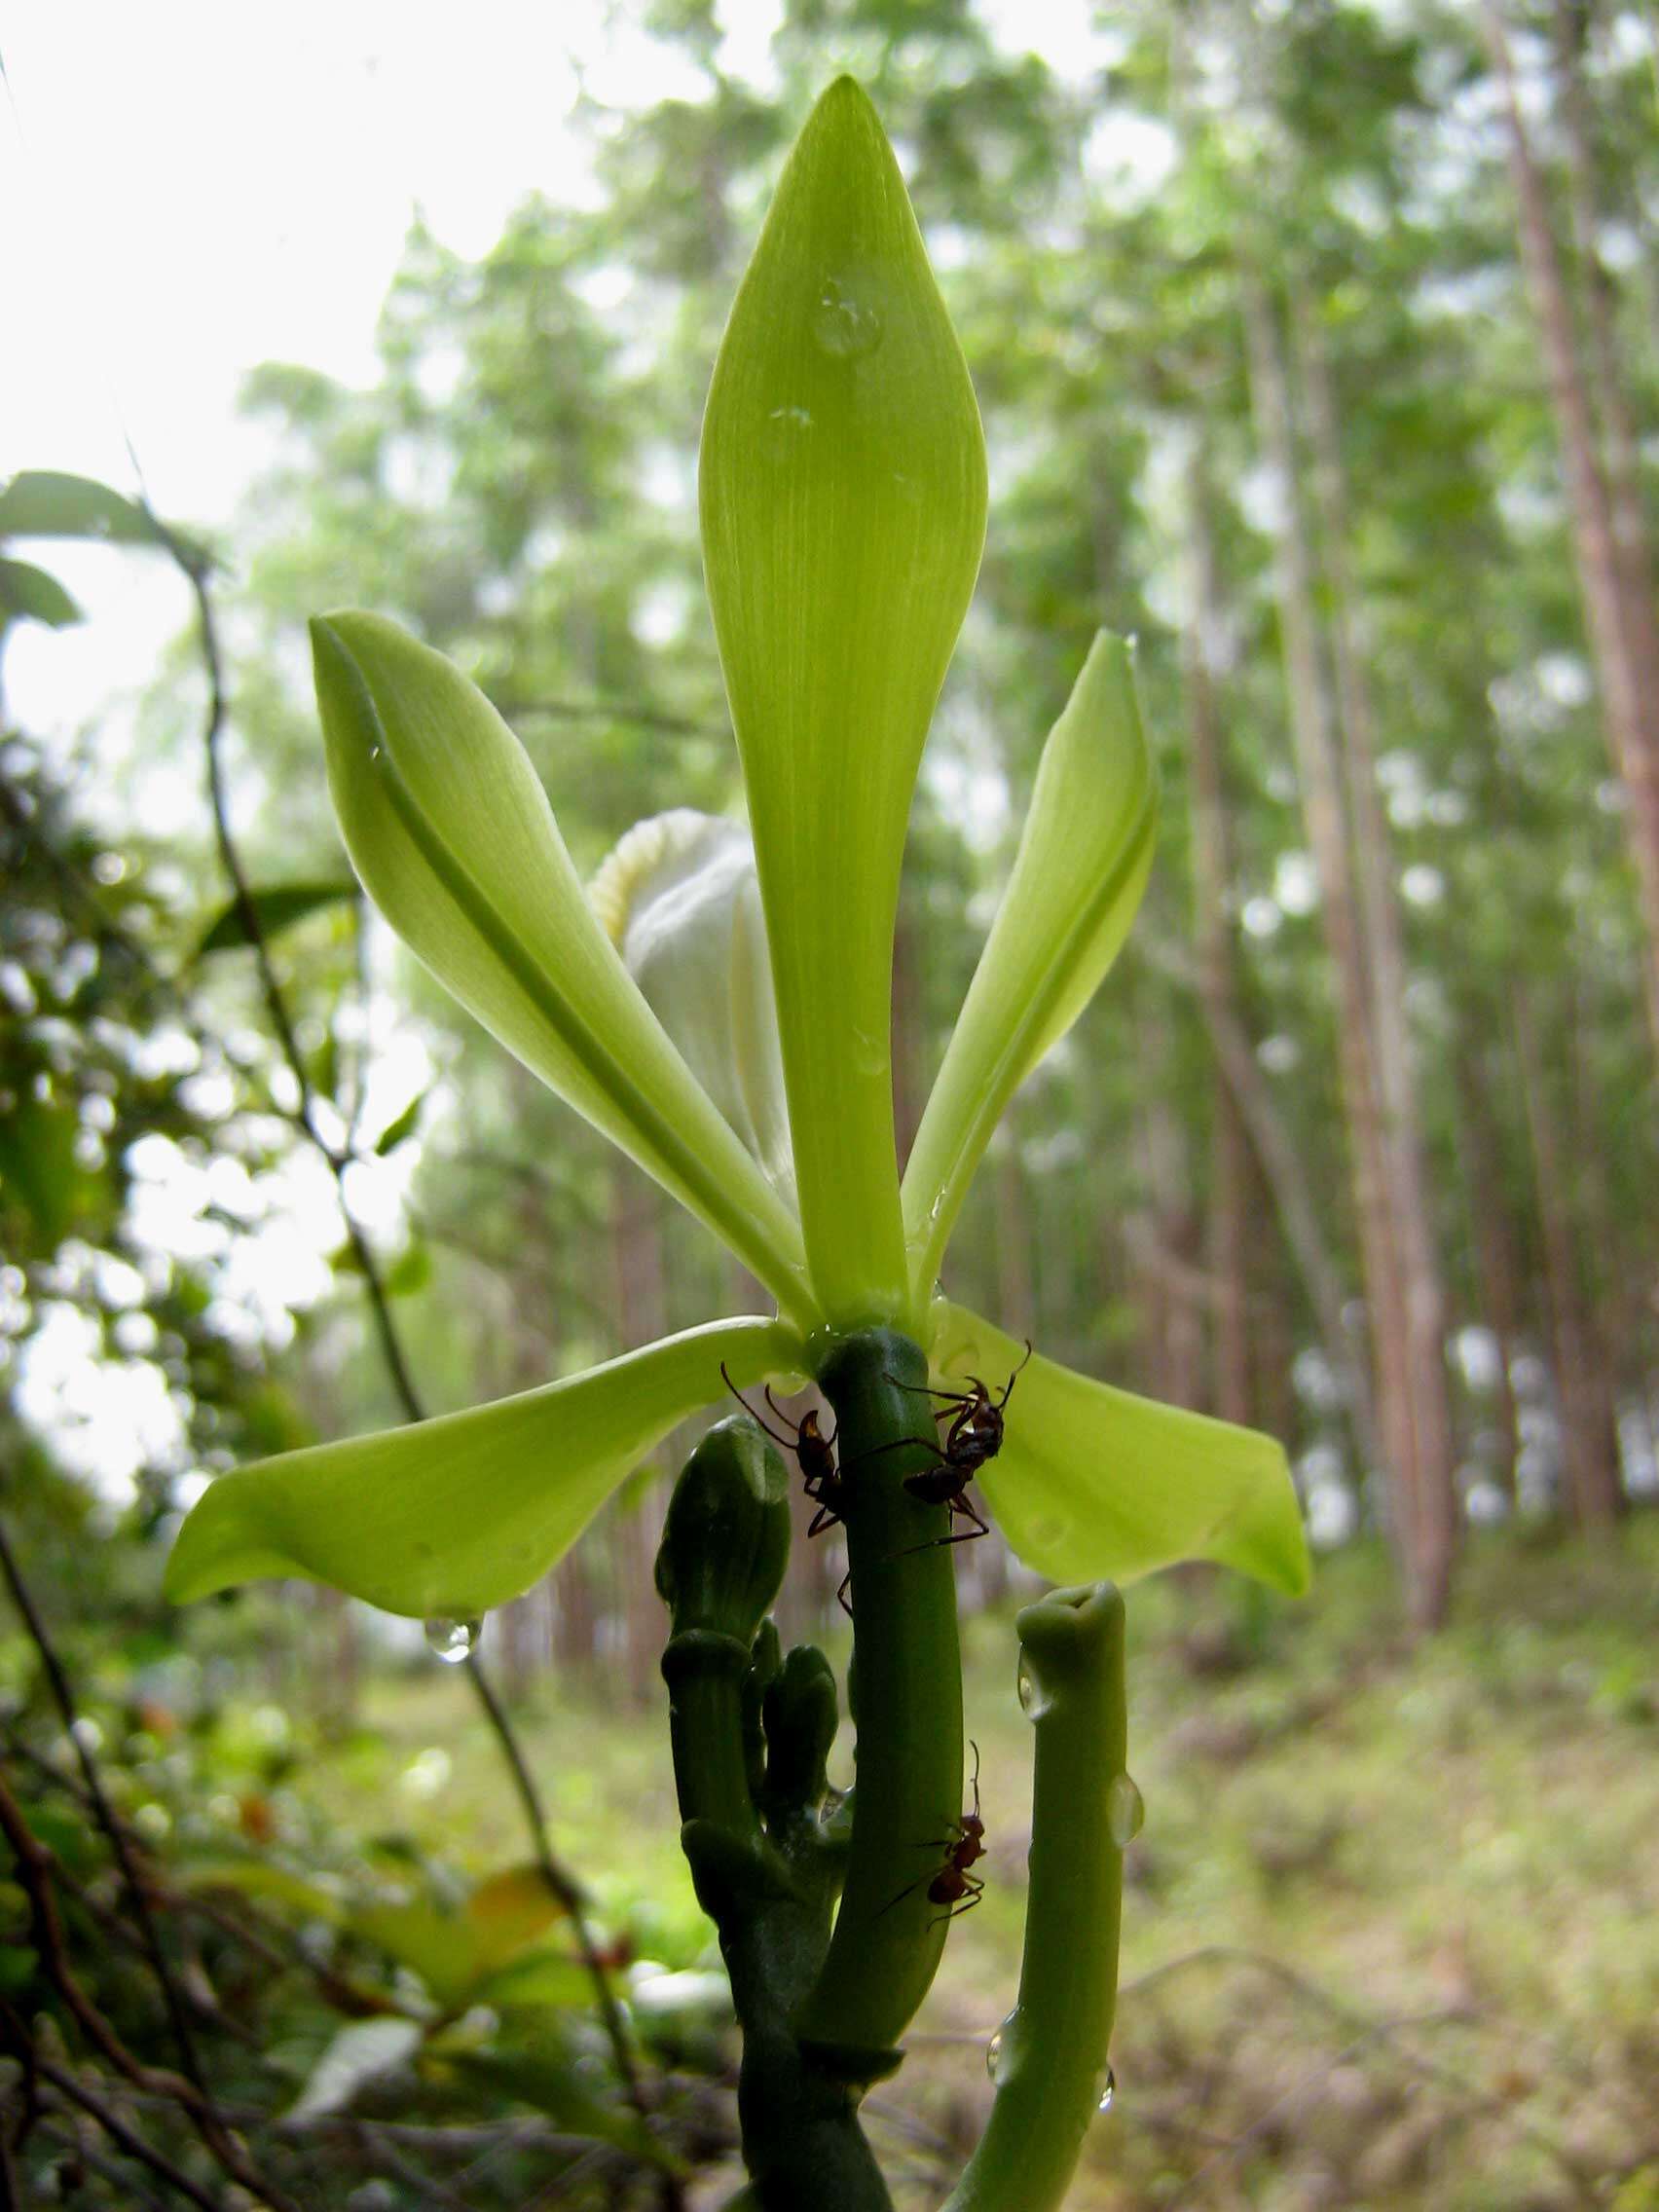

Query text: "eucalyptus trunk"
[1485, 0, 1659, 1060]
[1511, 985, 1624, 1526]
[1291, 283, 1461, 1600]
[1185, 434, 1256, 1429]
[1241, 264, 1457, 1627]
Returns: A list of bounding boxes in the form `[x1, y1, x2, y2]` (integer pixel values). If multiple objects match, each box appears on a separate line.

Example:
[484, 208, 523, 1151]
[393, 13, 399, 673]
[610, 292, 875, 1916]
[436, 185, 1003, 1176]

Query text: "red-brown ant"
[719, 1365, 853, 1613]
[878, 1740, 987, 1926]
[858, 1344, 1033, 1553]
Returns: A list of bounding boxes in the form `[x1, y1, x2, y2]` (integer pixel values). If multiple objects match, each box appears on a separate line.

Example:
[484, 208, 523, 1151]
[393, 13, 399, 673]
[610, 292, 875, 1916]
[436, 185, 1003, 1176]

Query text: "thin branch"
[20, 2051, 225, 2212]
[0, 1522, 206, 2093]
[465, 1652, 649, 2120]
[39, 2120, 173, 2212]
[0, 1768, 299, 2211]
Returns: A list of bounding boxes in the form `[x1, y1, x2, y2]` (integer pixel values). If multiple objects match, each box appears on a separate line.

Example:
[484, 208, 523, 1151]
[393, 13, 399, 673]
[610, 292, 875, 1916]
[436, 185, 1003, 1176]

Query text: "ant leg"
[835, 1569, 854, 1618]
[806, 1501, 841, 1539]
[894, 1523, 990, 1561]
[884, 1374, 975, 1408]
[720, 1363, 803, 1454]
[930, 1879, 985, 1927]
[875, 1871, 931, 1919]
[846, 1434, 950, 1468]
[763, 1383, 835, 1451]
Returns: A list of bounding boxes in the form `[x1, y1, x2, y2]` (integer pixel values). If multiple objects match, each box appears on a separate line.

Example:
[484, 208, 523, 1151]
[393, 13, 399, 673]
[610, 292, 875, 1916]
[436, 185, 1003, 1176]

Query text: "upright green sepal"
[904, 634, 1157, 1298]
[312, 614, 812, 1325]
[700, 77, 987, 1331]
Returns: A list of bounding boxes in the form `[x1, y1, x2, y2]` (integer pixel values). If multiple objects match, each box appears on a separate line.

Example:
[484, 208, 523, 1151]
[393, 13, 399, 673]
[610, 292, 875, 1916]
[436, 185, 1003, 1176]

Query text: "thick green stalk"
[942, 1584, 1128, 2212]
[657, 1418, 893, 2211]
[794, 1328, 964, 2053]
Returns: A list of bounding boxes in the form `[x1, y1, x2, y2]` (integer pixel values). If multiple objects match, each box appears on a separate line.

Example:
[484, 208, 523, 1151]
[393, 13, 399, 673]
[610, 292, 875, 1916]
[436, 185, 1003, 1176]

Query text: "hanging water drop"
[812, 276, 883, 361]
[1015, 1658, 1051, 1719]
[983, 2030, 1002, 2080]
[424, 1616, 481, 1664]
[1096, 2064, 1117, 2115]
[1106, 1772, 1145, 1848]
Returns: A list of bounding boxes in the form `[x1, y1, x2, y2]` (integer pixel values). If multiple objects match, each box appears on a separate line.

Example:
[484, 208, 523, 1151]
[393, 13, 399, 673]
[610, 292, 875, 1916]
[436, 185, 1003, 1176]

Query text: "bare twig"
[465, 1649, 648, 2118]
[0, 1524, 206, 2092]
[19, 2048, 225, 2212]
[0, 1770, 298, 2211]
[39, 2119, 173, 2212]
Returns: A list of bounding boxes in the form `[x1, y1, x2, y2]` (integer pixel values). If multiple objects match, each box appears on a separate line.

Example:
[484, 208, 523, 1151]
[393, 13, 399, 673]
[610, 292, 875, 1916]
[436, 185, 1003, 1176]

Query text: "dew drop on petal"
[812, 276, 883, 360]
[1106, 1772, 1145, 1848]
[424, 1617, 481, 1664]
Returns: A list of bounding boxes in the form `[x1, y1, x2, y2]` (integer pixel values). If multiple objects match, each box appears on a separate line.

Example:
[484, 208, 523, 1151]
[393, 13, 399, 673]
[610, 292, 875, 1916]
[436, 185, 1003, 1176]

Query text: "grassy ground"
[295, 1522, 1659, 2209]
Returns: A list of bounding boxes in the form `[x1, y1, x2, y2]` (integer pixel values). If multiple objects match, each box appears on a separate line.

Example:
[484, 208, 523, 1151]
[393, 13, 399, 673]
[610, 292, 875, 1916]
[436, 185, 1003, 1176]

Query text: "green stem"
[794, 1328, 964, 2054]
[942, 1584, 1128, 2212]
[656, 1419, 894, 2211]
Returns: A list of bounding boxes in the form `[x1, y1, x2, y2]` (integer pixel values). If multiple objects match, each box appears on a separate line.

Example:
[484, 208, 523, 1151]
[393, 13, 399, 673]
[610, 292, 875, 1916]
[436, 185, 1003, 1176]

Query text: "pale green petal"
[312, 614, 812, 1326]
[903, 636, 1156, 1298]
[929, 1303, 1309, 1596]
[700, 78, 986, 1329]
[166, 1318, 806, 1618]
[590, 811, 794, 1204]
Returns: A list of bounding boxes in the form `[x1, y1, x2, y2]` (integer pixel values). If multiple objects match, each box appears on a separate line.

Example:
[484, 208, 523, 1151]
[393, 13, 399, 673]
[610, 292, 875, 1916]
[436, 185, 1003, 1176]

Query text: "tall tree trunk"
[1240, 265, 1457, 1626]
[1548, 0, 1659, 787]
[1453, 1045, 1526, 1499]
[1485, 0, 1659, 1056]
[1511, 985, 1624, 1524]
[1291, 282, 1462, 1573]
[1185, 434, 1255, 1428]
[1189, 974, 1382, 1479]
[1134, 993, 1207, 1414]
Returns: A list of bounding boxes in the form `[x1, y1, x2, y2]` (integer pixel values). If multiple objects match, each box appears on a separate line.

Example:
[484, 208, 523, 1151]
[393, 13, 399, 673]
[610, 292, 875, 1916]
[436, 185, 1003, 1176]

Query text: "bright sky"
[0, 0, 1106, 732]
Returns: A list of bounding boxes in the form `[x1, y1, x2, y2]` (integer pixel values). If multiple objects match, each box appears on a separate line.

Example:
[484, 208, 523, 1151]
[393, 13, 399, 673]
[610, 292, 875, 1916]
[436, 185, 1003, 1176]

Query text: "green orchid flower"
[165, 77, 1307, 1636]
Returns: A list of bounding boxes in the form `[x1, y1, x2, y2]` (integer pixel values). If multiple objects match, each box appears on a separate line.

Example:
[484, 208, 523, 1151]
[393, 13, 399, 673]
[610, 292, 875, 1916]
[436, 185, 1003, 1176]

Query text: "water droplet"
[424, 1617, 481, 1664]
[1096, 2063, 1117, 2115]
[1106, 1773, 1145, 1848]
[1015, 1659, 1051, 1719]
[984, 2030, 1002, 2080]
[812, 276, 882, 361]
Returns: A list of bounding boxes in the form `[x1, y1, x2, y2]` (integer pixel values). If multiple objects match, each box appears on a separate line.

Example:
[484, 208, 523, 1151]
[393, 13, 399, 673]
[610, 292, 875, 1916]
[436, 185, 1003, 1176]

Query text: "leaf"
[184, 1859, 349, 1924]
[372, 1093, 425, 1155]
[465, 1864, 568, 1969]
[472, 1952, 593, 2010]
[929, 1303, 1310, 1598]
[312, 613, 813, 1327]
[285, 2017, 423, 2123]
[0, 556, 83, 630]
[349, 1900, 483, 2009]
[903, 634, 1157, 1297]
[0, 470, 161, 546]
[197, 878, 359, 955]
[165, 1315, 806, 1617]
[700, 78, 986, 1329]
[383, 1241, 431, 1298]
[444, 2047, 682, 2170]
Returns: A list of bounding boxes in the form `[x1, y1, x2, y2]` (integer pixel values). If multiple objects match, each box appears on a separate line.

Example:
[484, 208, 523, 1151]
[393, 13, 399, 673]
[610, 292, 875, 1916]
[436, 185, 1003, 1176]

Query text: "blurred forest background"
[2, 1, 1657, 2206]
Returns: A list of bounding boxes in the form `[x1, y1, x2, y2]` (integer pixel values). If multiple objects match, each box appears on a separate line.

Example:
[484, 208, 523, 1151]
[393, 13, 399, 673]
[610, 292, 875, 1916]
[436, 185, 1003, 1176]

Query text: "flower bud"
[655, 1415, 792, 1644]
